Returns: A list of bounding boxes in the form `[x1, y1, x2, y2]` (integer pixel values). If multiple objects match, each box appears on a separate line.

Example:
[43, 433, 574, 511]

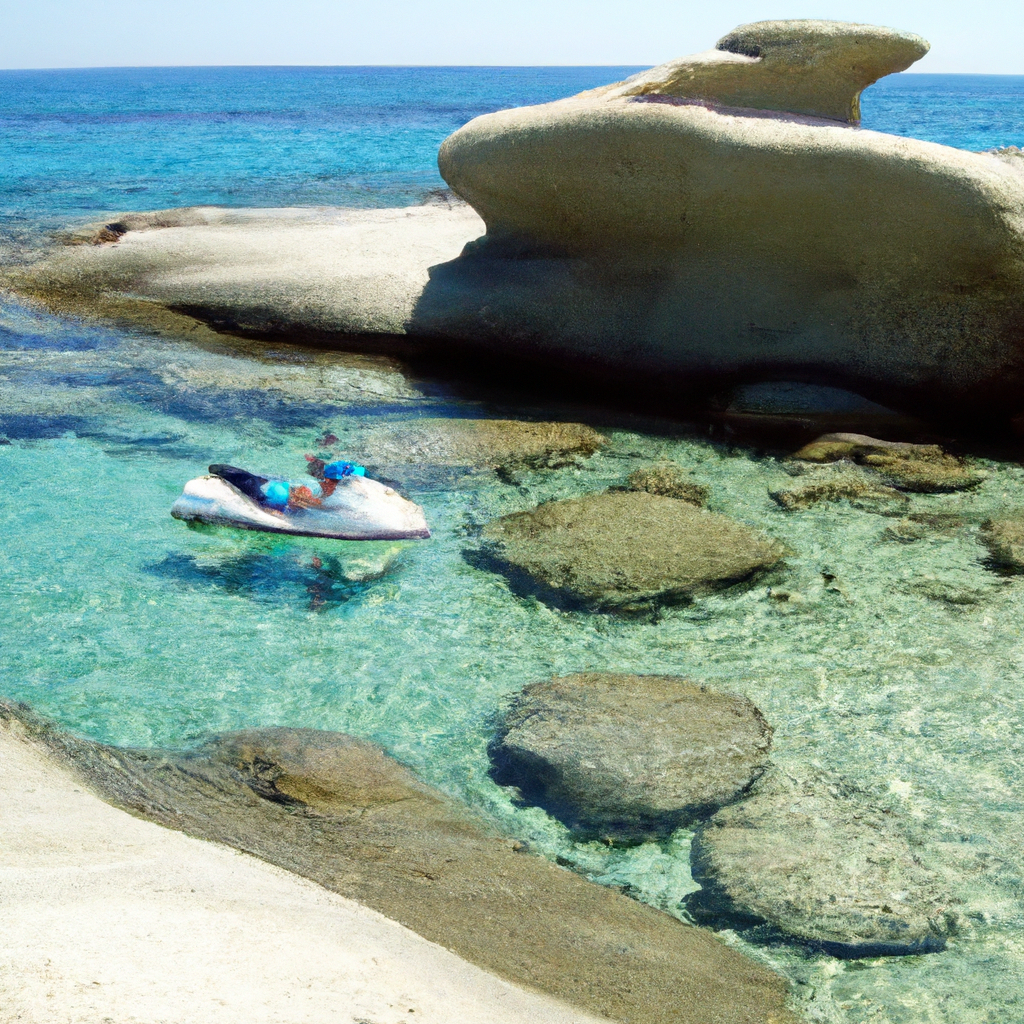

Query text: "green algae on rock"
[689, 769, 959, 958]
[980, 515, 1024, 570]
[770, 470, 905, 511]
[1, 702, 799, 1024]
[622, 462, 709, 506]
[352, 417, 606, 474]
[491, 673, 773, 841]
[477, 490, 784, 611]
[791, 433, 986, 493]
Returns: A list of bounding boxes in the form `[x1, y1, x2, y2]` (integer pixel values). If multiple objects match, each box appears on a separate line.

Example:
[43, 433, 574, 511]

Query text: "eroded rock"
[477, 490, 784, 610]
[2, 702, 798, 1024]
[601, 20, 928, 124]
[431, 22, 1024, 429]
[689, 769, 958, 957]
[491, 673, 772, 841]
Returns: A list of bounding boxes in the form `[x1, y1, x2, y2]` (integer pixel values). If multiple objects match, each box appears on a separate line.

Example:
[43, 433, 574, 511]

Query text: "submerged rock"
[770, 469, 905, 511]
[791, 433, 985, 492]
[491, 673, 772, 841]
[477, 490, 784, 610]
[353, 418, 605, 473]
[883, 512, 966, 543]
[2, 702, 798, 1024]
[622, 463, 709, 505]
[689, 769, 958, 958]
[980, 515, 1024, 570]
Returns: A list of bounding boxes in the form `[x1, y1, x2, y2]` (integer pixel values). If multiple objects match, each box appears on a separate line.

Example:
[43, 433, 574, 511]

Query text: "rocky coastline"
[3, 17, 1023, 1024]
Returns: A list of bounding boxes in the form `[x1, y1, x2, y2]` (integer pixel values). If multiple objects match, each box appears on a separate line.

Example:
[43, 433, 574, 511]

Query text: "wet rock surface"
[791, 433, 985, 493]
[1, 702, 797, 1024]
[477, 490, 784, 611]
[490, 673, 773, 841]
[689, 769, 959, 958]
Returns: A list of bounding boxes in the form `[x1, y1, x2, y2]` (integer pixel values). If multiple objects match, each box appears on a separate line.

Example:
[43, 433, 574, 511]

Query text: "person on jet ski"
[209, 459, 365, 513]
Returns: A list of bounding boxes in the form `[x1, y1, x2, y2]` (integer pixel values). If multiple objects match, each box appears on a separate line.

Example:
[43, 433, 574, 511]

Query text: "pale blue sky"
[0, 1, 1020, 72]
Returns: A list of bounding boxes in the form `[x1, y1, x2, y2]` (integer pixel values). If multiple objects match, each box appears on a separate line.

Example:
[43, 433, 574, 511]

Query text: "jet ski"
[171, 463, 430, 540]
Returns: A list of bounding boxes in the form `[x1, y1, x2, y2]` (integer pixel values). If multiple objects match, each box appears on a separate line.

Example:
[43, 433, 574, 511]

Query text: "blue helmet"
[323, 460, 366, 480]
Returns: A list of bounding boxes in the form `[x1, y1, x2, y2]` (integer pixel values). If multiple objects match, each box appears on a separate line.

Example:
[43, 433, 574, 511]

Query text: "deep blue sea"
[0, 67, 1021, 249]
[2, 67, 1024, 1024]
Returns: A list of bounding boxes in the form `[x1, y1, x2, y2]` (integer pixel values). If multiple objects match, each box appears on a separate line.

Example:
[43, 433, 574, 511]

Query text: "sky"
[0, 0, 1021, 73]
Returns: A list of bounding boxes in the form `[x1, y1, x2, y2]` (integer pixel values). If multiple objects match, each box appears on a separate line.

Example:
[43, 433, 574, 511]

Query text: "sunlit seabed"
[2, 66, 1024, 1024]
[2, 296, 1024, 1022]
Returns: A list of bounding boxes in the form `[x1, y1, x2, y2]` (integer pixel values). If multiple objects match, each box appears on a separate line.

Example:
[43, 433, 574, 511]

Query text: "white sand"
[0, 720, 603, 1024]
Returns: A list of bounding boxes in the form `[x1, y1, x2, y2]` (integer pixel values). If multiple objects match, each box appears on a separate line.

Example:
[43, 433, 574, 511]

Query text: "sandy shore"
[0, 718, 603, 1024]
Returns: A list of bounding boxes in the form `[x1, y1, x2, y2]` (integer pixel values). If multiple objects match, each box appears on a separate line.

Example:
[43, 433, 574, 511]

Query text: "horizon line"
[0, 63, 1022, 76]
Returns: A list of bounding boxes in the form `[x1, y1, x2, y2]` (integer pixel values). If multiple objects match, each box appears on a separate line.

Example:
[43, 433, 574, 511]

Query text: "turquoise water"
[3, 67, 1024, 1023]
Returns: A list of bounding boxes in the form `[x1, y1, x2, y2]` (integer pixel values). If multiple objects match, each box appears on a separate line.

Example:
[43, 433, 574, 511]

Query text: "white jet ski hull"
[171, 475, 430, 540]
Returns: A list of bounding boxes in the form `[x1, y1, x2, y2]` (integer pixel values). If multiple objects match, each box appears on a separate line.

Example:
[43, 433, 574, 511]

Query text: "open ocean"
[2, 67, 1024, 1024]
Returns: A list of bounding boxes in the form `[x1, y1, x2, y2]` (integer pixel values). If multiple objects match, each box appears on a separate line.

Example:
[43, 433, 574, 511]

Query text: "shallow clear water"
[2, 66, 1024, 1024]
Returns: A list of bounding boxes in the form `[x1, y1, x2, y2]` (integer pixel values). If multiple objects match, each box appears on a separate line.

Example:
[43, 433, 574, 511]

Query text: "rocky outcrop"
[490, 673, 772, 841]
[10, 23, 1022, 432]
[476, 490, 784, 610]
[428, 21, 1024, 429]
[790, 433, 986, 492]
[2, 702, 798, 1024]
[689, 769, 959, 958]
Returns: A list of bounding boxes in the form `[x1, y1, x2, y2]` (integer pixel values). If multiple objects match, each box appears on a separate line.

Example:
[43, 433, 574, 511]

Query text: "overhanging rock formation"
[421, 20, 1024, 428]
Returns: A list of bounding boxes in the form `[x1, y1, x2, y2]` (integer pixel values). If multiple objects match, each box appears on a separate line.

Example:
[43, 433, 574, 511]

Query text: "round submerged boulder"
[477, 490, 784, 611]
[491, 673, 773, 841]
[689, 770, 959, 958]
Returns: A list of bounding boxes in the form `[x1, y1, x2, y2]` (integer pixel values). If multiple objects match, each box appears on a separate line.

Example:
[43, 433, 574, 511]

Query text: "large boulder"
[426, 20, 1024, 429]
[491, 673, 773, 841]
[477, 490, 784, 610]
[689, 769, 959, 958]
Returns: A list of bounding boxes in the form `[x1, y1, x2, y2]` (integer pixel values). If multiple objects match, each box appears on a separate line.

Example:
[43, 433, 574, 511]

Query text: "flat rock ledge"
[477, 490, 784, 611]
[1, 700, 798, 1024]
[490, 673, 773, 841]
[689, 769, 959, 958]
